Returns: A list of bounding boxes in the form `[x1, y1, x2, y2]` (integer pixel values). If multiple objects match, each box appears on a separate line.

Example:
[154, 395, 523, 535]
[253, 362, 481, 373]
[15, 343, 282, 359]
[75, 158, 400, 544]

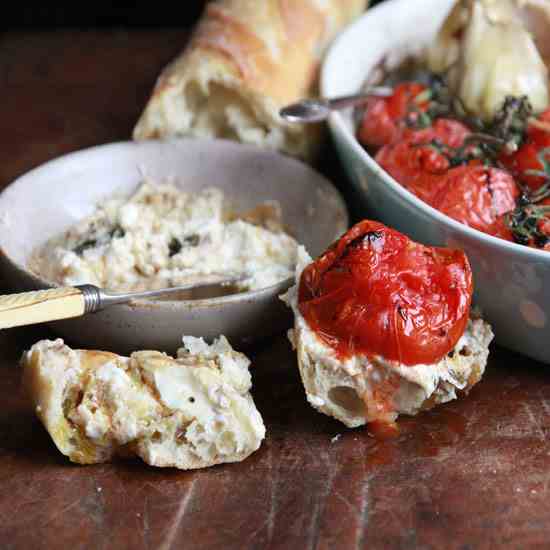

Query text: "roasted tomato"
[375, 119, 471, 203]
[488, 216, 515, 242]
[357, 82, 428, 148]
[404, 118, 471, 149]
[527, 108, 550, 145]
[500, 140, 550, 192]
[298, 221, 473, 366]
[431, 166, 519, 235]
[375, 140, 450, 203]
[500, 109, 550, 192]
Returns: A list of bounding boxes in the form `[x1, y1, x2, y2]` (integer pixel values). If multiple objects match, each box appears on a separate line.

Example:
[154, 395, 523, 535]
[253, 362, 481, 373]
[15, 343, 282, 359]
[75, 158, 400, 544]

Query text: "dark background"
[3, 1, 385, 29]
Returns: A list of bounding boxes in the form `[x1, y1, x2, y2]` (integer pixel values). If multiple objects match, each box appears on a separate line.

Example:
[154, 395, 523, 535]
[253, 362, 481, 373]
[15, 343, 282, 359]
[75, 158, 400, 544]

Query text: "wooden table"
[2, 29, 550, 550]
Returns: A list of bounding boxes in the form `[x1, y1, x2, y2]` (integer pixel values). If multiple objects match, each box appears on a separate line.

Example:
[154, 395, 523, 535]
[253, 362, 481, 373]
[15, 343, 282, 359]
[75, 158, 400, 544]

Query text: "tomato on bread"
[298, 221, 473, 366]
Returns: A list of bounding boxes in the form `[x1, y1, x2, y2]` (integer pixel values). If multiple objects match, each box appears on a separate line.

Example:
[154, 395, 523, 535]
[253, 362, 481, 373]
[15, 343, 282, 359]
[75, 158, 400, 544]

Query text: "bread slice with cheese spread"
[281, 247, 494, 428]
[21, 336, 265, 469]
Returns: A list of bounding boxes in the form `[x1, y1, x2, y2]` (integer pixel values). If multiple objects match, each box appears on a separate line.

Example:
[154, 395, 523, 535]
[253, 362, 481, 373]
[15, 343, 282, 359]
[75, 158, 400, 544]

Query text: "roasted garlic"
[426, 0, 549, 120]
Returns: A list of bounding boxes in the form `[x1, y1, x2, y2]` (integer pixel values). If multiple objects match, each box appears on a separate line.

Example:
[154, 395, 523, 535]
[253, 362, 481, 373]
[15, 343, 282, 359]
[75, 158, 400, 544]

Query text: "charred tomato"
[500, 109, 550, 192]
[375, 119, 471, 203]
[431, 166, 519, 236]
[357, 82, 428, 149]
[298, 221, 473, 366]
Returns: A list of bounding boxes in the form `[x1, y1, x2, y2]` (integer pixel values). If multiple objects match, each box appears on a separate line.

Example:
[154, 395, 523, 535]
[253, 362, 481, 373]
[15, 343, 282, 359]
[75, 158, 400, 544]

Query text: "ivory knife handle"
[0, 287, 86, 329]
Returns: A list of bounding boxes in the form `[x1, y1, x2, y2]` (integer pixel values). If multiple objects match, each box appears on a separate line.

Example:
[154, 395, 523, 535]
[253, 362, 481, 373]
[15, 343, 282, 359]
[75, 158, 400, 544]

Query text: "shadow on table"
[0, 409, 70, 467]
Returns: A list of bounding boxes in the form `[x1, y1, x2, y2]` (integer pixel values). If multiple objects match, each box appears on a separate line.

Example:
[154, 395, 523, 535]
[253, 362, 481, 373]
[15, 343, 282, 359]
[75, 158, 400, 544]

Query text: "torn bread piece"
[281, 247, 494, 429]
[21, 336, 265, 469]
[133, 0, 368, 161]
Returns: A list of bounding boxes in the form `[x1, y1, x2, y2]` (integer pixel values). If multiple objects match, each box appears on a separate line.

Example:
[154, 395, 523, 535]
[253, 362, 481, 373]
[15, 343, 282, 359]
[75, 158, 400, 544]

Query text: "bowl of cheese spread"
[0, 138, 348, 353]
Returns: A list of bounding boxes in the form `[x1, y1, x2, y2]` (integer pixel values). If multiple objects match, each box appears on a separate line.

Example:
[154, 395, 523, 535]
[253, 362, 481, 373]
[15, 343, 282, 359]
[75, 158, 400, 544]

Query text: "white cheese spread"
[31, 179, 298, 292]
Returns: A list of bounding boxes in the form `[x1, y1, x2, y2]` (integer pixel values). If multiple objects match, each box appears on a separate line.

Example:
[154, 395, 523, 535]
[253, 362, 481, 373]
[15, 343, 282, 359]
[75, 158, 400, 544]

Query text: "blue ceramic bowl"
[321, 0, 550, 363]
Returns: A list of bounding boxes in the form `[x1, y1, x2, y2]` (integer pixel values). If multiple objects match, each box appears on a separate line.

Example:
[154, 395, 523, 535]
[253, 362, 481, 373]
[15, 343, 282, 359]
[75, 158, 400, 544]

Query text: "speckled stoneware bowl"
[0, 139, 348, 354]
[322, 0, 550, 364]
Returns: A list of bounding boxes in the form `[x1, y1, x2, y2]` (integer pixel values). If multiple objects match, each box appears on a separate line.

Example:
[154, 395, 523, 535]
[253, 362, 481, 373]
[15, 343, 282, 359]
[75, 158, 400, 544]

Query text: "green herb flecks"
[168, 237, 183, 257]
[183, 234, 200, 247]
[72, 239, 98, 256]
[72, 224, 125, 256]
[109, 225, 125, 240]
[168, 234, 200, 257]
[489, 96, 532, 151]
[506, 200, 550, 246]
[521, 147, 550, 201]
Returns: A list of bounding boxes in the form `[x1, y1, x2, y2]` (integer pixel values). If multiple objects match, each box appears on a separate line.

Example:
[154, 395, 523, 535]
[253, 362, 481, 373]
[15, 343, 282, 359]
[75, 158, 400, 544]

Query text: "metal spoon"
[0, 274, 245, 329]
[279, 86, 394, 123]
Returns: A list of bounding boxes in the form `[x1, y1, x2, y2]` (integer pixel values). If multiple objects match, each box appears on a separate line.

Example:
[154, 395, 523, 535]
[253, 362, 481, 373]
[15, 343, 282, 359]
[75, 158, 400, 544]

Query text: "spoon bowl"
[279, 87, 393, 123]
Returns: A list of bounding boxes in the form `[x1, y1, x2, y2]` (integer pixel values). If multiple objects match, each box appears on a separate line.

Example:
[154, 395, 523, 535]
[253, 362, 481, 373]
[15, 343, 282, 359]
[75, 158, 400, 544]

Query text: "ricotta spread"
[31, 179, 298, 292]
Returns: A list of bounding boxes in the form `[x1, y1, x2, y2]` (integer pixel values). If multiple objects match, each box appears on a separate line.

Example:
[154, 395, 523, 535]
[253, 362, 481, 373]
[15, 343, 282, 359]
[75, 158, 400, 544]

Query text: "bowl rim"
[320, 0, 550, 263]
[0, 138, 349, 309]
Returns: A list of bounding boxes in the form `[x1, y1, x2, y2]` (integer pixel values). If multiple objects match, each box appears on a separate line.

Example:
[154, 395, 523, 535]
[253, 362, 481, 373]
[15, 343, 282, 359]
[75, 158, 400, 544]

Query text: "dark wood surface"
[2, 29, 550, 550]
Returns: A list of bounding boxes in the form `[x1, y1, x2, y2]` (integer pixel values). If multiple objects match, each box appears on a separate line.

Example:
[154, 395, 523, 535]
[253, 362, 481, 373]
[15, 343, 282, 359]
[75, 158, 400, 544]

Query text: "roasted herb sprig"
[407, 72, 533, 163]
[505, 147, 550, 247]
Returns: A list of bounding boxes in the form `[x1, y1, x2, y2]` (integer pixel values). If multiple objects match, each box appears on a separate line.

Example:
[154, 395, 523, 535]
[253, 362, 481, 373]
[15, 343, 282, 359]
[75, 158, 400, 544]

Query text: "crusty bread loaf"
[133, 0, 368, 160]
[21, 336, 265, 469]
[282, 247, 494, 428]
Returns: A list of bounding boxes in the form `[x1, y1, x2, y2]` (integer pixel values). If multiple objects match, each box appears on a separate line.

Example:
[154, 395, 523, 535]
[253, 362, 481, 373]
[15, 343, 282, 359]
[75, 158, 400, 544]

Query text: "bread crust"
[133, 0, 368, 160]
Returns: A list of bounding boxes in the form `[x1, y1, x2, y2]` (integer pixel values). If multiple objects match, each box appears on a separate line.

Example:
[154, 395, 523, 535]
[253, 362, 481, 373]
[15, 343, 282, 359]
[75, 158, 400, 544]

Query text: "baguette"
[133, 0, 368, 160]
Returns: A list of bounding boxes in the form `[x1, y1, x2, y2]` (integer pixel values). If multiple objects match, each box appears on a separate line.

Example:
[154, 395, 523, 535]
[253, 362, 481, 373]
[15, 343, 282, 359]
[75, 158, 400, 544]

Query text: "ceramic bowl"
[0, 139, 348, 354]
[321, 0, 550, 364]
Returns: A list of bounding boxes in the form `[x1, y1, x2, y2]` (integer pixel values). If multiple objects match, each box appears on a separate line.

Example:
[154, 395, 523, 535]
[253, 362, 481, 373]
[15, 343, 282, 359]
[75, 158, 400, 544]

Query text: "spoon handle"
[0, 287, 86, 329]
[0, 275, 245, 329]
[326, 87, 394, 111]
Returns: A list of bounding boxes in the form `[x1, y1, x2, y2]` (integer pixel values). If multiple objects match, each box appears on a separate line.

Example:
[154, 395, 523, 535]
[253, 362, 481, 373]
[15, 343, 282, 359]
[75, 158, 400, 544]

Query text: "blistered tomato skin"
[376, 140, 450, 203]
[500, 109, 550, 192]
[298, 221, 473, 366]
[431, 166, 519, 235]
[527, 108, 550, 145]
[357, 82, 428, 148]
[375, 119, 471, 203]
[403, 118, 471, 149]
[500, 140, 550, 192]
